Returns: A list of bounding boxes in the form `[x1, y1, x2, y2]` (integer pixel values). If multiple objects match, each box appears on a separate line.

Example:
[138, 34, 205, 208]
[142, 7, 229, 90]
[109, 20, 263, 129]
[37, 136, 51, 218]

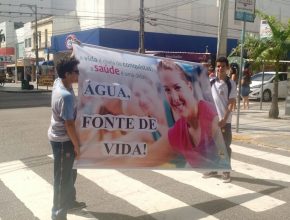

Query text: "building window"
[33, 32, 41, 48]
[24, 38, 32, 48]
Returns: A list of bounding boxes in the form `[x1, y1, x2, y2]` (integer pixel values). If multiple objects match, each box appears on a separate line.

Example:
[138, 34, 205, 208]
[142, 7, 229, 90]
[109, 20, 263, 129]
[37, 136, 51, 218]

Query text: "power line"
[0, 0, 265, 48]
[145, 10, 243, 34]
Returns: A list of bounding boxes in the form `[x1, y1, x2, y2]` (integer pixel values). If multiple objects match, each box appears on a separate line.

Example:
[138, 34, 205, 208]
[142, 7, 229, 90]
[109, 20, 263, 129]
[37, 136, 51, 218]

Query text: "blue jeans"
[50, 141, 77, 220]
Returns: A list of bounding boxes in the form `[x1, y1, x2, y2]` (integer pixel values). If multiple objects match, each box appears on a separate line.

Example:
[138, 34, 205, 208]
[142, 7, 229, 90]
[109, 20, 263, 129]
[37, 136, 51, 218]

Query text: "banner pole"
[236, 20, 246, 133]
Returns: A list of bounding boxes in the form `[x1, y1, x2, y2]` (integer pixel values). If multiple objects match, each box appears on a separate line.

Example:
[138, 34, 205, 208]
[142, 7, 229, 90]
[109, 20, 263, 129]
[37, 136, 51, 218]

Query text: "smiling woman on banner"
[156, 59, 227, 168]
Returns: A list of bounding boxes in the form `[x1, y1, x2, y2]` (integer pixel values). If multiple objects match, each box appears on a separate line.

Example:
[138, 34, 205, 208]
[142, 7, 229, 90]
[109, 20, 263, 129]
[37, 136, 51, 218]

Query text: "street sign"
[234, 0, 255, 22]
[260, 20, 272, 39]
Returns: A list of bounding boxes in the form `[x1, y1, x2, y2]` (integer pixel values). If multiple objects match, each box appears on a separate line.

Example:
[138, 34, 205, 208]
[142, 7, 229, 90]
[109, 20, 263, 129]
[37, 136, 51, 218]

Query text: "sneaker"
[222, 172, 231, 183]
[202, 171, 218, 179]
[67, 201, 86, 212]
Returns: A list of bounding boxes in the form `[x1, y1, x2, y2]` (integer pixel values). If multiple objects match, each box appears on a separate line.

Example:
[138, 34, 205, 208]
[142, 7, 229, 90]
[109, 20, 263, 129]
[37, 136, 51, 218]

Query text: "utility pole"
[234, 0, 256, 132]
[34, 5, 39, 90]
[21, 4, 39, 89]
[139, 0, 145, 54]
[236, 20, 246, 133]
[15, 44, 18, 83]
[216, 0, 229, 58]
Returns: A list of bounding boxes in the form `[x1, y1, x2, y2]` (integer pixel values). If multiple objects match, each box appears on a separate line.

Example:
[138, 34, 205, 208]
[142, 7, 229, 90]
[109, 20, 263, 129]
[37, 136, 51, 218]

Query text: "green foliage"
[230, 11, 290, 118]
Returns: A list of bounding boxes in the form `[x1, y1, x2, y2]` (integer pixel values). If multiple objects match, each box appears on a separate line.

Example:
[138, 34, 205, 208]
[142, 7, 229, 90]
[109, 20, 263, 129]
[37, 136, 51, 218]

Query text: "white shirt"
[211, 78, 237, 123]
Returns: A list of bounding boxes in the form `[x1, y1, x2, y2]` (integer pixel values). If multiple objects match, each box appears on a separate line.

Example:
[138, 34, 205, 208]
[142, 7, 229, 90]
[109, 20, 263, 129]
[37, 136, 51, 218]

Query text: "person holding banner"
[156, 59, 227, 168]
[48, 57, 86, 220]
[203, 56, 237, 183]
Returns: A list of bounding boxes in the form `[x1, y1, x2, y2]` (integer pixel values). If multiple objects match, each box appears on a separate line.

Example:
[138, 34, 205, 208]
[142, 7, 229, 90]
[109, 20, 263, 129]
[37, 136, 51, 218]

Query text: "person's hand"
[74, 146, 80, 160]
[218, 118, 226, 128]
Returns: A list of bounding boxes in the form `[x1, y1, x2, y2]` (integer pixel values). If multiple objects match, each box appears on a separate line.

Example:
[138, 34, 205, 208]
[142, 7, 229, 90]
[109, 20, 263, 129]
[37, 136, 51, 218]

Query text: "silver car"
[249, 72, 289, 102]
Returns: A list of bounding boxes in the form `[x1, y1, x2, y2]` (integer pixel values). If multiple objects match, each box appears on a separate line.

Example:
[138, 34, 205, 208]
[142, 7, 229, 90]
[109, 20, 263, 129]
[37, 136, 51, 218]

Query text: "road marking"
[78, 169, 218, 220]
[232, 144, 290, 167]
[232, 159, 290, 183]
[0, 160, 96, 220]
[155, 170, 285, 212]
[1, 150, 287, 219]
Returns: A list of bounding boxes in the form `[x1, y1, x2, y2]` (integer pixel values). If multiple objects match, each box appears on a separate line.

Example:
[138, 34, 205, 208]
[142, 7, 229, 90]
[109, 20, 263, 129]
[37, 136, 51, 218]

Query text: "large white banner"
[73, 43, 231, 170]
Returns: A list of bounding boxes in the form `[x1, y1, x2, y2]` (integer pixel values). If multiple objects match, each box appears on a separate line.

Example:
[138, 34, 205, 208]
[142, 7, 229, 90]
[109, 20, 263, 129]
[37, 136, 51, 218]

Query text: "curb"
[0, 89, 51, 93]
[233, 133, 290, 152]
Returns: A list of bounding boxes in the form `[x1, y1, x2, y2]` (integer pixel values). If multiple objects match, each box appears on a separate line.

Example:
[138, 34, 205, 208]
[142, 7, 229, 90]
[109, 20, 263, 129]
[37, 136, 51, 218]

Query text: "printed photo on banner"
[73, 43, 231, 170]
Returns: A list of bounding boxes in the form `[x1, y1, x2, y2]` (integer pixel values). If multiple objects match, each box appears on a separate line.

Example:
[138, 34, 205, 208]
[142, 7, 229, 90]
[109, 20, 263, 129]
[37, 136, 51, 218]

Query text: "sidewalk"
[1, 82, 290, 151]
[232, 104, 290, 152]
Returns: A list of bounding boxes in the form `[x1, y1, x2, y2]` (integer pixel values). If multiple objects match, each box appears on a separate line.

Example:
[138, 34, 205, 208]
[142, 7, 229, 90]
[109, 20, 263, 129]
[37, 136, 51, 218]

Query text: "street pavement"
[1, 81, 290, 152]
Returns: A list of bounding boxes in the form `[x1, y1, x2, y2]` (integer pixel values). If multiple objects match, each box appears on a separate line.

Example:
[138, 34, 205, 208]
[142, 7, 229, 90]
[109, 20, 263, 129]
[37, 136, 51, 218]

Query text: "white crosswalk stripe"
[154, 170, 285, 212]
[78, 169, 218, 220]
[232, 144, 290, 167]
[232, 159, 290, 183]
[0, 143, 289, 219]
[0, 161, 95, 220]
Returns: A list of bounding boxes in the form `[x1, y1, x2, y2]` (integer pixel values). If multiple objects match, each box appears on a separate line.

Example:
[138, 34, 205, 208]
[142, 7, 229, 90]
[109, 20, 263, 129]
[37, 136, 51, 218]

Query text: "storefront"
[50, 27, 238, 56]
[0, 47, 15, 75]
[6, 58, 36, 82]
[38, 60, 55, 86]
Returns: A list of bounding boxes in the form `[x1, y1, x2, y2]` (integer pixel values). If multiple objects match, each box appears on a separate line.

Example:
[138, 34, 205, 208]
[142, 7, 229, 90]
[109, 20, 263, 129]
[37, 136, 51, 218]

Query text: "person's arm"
[218, 98, 235, 128]
[65, 120, 80, 159]
[84, 135, 176, 168]
[219, 80, 237, 128]
[212, 116, 226, 148]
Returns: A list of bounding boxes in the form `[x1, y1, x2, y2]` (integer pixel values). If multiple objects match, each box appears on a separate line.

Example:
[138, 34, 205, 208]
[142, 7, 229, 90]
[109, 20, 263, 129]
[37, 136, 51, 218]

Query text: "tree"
[233, 11, 290, 118]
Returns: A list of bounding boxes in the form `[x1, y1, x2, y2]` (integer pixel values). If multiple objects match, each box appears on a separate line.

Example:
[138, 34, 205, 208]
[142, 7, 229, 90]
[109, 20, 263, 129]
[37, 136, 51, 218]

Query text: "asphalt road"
[0, 92, 51, 109]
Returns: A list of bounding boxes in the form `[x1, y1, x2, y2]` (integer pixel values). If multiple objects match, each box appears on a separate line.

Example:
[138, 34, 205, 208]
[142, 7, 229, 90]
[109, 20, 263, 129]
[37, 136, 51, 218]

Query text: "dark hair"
[56, 57, 79, 79]
[216, 56, 229, 67]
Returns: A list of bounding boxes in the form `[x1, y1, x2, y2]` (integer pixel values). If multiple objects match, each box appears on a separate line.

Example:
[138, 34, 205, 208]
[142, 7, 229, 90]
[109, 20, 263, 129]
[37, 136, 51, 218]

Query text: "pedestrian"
[229, 64, 238, 111]
[48, 57, 86, 220]
[203, 56, 237, 183]
[229, 64, 238, 85]
[241, 65, 251, 110]
[208, 64, 216, 80]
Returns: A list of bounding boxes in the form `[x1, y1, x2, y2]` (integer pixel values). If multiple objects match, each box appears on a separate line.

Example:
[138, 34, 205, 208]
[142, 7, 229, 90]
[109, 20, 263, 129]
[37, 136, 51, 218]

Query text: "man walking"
[48, 57, 86, 220]
[203, 56, 237, 183]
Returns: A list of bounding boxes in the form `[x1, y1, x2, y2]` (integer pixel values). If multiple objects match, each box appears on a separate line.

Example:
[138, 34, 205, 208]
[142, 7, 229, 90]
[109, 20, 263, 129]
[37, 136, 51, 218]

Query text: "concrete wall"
[49, 0, 290, 40]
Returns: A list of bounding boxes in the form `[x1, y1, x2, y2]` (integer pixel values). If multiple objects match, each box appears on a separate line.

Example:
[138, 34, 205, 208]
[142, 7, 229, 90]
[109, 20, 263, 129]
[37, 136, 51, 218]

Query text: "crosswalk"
[0, 143, 289, 220]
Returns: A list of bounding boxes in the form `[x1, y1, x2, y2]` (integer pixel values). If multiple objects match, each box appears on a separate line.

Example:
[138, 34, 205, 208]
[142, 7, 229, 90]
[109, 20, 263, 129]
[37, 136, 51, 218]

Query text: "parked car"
[249, 72, 288, 102]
